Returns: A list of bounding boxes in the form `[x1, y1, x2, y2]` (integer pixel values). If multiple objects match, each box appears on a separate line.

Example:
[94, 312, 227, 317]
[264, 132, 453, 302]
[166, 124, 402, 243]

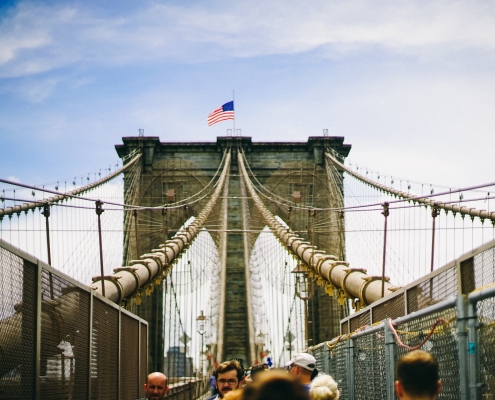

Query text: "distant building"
[163, 346, 194, 377]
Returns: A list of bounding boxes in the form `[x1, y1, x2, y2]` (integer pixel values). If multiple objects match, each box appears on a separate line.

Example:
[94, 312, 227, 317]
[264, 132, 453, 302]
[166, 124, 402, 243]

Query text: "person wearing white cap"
[287, 353, 318, 390]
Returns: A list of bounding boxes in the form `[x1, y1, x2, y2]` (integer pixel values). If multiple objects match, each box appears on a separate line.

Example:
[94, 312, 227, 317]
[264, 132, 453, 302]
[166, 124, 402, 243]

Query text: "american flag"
[207, 101, 234, 126]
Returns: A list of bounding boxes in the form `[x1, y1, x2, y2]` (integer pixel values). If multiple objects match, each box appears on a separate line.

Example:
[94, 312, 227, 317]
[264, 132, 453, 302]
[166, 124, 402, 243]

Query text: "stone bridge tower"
[116, 136, 351, 370]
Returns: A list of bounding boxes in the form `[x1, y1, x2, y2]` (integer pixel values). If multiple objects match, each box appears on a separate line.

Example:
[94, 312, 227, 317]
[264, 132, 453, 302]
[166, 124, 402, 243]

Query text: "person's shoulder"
[206, 395, 218, 400]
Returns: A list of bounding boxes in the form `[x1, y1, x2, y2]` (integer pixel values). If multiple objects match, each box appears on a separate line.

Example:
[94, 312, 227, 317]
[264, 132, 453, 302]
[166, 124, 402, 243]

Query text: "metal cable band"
[92, 276, 124, 304]
[113, 267, 141, 298]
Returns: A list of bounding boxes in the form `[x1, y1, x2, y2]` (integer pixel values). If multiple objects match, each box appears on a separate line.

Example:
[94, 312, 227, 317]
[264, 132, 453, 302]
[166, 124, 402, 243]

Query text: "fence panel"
[310, 338, 348, 400]
[120, 311, 140, 400]
[310, 345, 328, 376]
[0, 247, 37, 399]
[39, 269, 91, 400]
[354, 330, 386, 400]
[0, 240, 147, 400]
[140, 322, 148, 394]
[476, 296, 495, 399]
[395, 307, 460, 400]
[331, 341, 348, 400]
[91, 297, 120, 399]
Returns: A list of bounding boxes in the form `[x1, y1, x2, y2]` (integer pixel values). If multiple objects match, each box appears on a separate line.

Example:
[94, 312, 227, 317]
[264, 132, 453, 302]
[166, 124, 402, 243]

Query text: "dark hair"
[396, 350, 439, 397]
[242, 370, 309, 400]
[215, 360, 245, 381]
[250, 364, 269, 381]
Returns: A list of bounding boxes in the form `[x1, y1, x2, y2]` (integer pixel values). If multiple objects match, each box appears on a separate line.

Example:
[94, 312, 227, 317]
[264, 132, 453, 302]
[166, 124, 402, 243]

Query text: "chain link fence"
[0, 239, 148, 400]
[309, 239, 495, 400]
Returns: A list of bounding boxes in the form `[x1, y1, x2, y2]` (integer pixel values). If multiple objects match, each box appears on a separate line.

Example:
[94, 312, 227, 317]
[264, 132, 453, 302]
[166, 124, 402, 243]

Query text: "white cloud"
[1, 0, 495, 78]
[18, 77, 60, 102]
[6, 176, 20, 183]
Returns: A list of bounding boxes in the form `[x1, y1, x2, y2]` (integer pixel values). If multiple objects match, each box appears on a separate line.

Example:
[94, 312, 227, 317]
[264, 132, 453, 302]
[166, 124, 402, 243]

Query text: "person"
[207, 359, 245, 399]
[395, 350, 442, 400]
[141, 372, 169, 400]
[242, 370, 309, 400]
[223, 389, 244, 400]
[287, 353, 318, 390]
[249, 364, 269, 382]
[210, 374, 218, 395]
[309, 374, 339, 400]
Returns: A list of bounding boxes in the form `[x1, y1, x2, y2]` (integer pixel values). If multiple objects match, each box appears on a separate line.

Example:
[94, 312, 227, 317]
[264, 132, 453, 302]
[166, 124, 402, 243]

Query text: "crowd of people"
[138, 349, 441, 400]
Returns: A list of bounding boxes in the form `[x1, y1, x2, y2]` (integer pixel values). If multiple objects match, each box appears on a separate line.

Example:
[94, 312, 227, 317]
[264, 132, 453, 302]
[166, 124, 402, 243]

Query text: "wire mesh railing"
[0, 239, 148, 400]
[309, 239, 495, 400]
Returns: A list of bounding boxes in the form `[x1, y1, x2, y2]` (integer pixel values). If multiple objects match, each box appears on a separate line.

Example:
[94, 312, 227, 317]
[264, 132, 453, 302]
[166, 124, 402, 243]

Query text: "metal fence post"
[88, 291, 93, 400]
[35, 260, 43, 400]
[138, 320, 141, 400]
[346, 337, 355, 400]
[324, 346, 330, 375]
[456, 295, 469, 400]
[384, 320, 396, 400]
[118, 309, 122, 400]
[467, 299, 482, 400]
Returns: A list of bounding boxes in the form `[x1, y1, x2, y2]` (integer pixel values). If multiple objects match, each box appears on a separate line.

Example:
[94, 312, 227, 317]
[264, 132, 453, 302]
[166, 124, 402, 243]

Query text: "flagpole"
[233, 90, 235, 136]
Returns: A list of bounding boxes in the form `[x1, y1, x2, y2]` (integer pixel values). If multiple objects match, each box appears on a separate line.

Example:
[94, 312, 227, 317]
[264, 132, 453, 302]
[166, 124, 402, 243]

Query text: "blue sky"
[1, 0, 494, 189]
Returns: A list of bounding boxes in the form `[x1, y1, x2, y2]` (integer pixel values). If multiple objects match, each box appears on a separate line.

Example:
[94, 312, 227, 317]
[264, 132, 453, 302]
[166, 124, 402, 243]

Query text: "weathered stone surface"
[116, 135, 351, 371]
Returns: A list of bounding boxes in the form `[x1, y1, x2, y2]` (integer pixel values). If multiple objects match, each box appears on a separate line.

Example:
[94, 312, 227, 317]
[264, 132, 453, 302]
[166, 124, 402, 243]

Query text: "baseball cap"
[287, 353, 317, 372]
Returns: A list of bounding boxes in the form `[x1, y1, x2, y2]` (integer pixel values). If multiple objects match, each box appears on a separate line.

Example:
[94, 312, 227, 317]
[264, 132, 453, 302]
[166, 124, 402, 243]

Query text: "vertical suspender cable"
[42, 202, 54, 300]
[431, 205, 438, 272]
[381, 202, 389, 298]
[96, 200, 105, 297]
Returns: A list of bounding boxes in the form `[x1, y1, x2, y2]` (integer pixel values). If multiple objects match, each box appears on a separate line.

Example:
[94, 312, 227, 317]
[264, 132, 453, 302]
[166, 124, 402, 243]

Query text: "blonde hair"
[309, 374, 340, 400]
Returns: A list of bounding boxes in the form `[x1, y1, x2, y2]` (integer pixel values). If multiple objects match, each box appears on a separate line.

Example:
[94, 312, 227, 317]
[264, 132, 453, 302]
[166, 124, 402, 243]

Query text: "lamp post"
[291, 263, 315, 348]
[196, 310, 207, 375]
[291, 263, 314, 301]
[284, 330, 295, 360]
[255, 332, 265, 363]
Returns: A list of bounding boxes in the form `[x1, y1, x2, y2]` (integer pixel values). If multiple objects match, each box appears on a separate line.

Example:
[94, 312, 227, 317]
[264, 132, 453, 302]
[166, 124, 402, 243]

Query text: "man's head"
[214, 360, 245, 398]
[250, 364, 269, 382]
[287, 353, 317, 384]
[395, 350, 441, 399]
[242, 370, 309, 400]
[144, 372, 168, 400]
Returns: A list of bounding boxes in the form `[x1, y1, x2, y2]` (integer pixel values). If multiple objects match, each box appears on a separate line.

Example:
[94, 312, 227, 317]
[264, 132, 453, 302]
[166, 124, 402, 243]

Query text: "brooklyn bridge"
[0, 135, 494, 400]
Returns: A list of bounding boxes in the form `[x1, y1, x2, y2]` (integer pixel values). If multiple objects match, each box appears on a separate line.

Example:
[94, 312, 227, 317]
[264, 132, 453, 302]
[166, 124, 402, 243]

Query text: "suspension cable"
[0, 153, 141, 217]
[325, 151, 495, 222]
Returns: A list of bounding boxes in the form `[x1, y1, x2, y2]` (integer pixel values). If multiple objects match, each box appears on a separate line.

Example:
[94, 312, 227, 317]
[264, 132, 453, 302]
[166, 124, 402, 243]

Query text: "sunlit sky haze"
[1, 0, 494, 189]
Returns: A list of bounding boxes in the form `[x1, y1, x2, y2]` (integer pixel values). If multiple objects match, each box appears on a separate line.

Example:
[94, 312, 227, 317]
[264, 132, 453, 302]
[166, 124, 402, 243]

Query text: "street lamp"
[291, 263, 315, 300]
[196, 311, 207, 375]
[256, 331, 265, 346]
[255, 332, 265, 363]
[291, 263, 315, 348]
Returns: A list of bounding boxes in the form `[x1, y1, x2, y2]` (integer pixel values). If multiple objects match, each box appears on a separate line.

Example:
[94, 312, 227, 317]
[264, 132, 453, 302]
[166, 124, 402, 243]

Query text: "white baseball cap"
[287, 353, 317, 372]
